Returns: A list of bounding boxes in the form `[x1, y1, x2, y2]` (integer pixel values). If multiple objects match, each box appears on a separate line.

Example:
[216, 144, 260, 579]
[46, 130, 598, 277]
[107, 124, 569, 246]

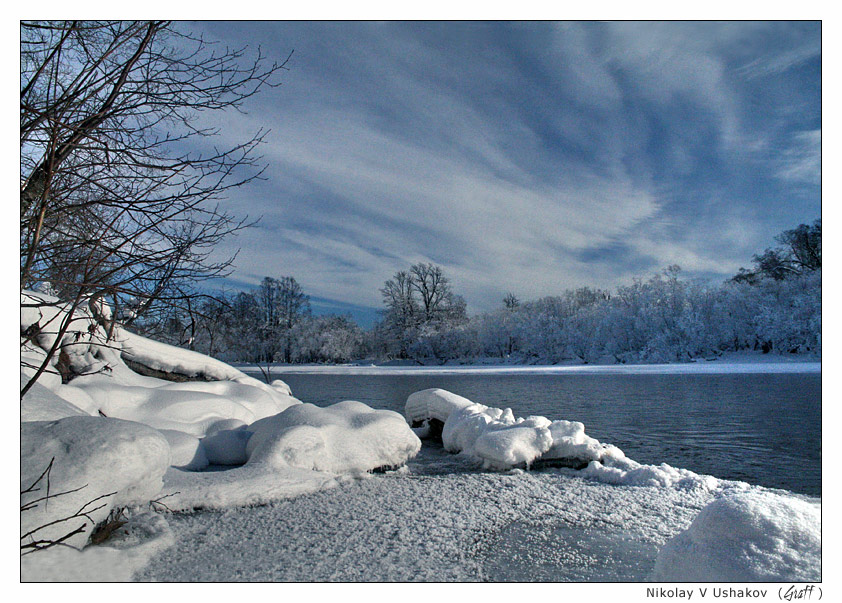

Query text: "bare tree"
[20, 21, 289, 397]
[409, 263, 449, 322]
[379, 263, 467, 359]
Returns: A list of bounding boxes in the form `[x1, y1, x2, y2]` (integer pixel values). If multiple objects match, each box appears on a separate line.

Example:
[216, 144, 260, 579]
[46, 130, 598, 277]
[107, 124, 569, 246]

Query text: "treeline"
[135, 220, 821, 365]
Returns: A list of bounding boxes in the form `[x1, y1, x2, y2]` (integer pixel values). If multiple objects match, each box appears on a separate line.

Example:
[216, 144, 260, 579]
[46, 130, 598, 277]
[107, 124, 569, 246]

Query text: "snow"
[410, 388, 627, 474]
[135, 450, 723, 582]
[20, 377, 89, 422]
[201, 426, 252, 465]
[21, 512, 174, 582]
[21, 417, 171, 551]
[246, 401, 421, 473]
[19, 290, 821, 582]
[158, 429, 209, 471]
[68, 352, 301, 438]
[406, 387, 475, 425]
[653, 490, 821, 581]
[157, 464, 341, 511]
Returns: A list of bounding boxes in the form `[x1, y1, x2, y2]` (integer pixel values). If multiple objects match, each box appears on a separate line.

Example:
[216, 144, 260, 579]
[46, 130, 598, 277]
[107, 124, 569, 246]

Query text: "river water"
[137, 364, 821, 582]
[242, 367, 821, 496]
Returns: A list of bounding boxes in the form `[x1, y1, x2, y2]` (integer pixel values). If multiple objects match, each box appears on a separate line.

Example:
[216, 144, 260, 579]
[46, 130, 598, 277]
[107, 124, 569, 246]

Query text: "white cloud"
[776, 130, 821, 186]
[193, 21, 819, 314]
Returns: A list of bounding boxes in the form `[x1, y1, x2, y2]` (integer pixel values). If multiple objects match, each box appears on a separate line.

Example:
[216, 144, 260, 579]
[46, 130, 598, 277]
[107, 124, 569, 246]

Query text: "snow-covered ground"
[20, 291, 821, 582]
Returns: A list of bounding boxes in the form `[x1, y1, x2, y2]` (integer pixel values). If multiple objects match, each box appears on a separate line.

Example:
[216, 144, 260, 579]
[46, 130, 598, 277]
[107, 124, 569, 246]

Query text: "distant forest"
[130, 220, 820, 366]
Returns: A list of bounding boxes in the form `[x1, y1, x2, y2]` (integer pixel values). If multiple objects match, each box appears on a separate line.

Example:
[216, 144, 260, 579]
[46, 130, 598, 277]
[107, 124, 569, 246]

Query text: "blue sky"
[189, 21, 820, 326]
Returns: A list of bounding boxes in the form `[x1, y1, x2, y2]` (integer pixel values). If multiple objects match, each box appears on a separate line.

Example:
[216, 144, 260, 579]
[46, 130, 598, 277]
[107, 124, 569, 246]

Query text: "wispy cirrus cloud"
[190, 21, 820, 318]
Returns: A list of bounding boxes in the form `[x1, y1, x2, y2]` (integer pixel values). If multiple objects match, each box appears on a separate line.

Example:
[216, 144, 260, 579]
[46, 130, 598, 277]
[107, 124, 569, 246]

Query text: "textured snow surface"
[654, 490, 821, 582]
[137, 446, 723, 582]
[21, 417, 171, 550]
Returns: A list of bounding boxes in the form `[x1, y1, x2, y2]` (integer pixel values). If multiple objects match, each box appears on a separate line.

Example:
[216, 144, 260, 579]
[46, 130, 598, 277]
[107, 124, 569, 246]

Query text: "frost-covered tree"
[291, 315, 363, 363]
[378, 263, 468, 361]
[256, 277, 311, 363]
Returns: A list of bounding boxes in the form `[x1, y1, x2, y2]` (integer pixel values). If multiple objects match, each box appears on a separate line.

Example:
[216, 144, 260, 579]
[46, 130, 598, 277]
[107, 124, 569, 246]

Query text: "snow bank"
[20, 377, 89, 422]
[69, 376, 300, 438]
[22, 289, 299, 441]
[119, 328, 293, 396]
[247, 401, 421, 473]
[258, 360, 821, 376]
[21, 511, 174, 582]
[653, 491, 821, 581]
[408, 388, 622, 471]
[21, 417, 170, 550]
[407, 388, 726, 490]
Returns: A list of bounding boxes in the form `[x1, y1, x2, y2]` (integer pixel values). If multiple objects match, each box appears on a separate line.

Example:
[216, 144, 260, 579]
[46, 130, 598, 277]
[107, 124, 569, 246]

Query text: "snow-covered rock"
[408, 388, 621, 470]
[653, 491, 821, 581]
[405, 387, 475, 426]
[21, 417, 170, 550]
[246, 401, 421, 473]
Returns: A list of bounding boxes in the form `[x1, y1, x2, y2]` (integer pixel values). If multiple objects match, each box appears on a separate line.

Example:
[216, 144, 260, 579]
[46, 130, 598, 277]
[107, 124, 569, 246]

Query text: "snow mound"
[653, 491, 821, 581]
[409, 389, 621, 470]
[158, 429, 209, 471]
[20, 377, 89, 422]
[70, 376, 299, 438]
[247, 401, 421, 473]
[407, 388, 725, 489]
[21, 417, 170, 550]
[406, 388, 475, 426]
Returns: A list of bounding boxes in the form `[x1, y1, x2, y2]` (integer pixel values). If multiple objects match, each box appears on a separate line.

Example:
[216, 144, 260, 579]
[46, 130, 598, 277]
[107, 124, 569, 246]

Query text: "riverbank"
[233, 351, 820, 376]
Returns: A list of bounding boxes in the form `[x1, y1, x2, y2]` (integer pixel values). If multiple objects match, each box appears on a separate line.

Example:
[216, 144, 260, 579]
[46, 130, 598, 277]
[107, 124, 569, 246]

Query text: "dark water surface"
[244, 370, 821, 496]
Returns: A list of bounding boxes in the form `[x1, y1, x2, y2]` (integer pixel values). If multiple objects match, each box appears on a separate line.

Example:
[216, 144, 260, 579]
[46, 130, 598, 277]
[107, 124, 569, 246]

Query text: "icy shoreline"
[234, 358, 821, 376]
[20, 291, 821, 582]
